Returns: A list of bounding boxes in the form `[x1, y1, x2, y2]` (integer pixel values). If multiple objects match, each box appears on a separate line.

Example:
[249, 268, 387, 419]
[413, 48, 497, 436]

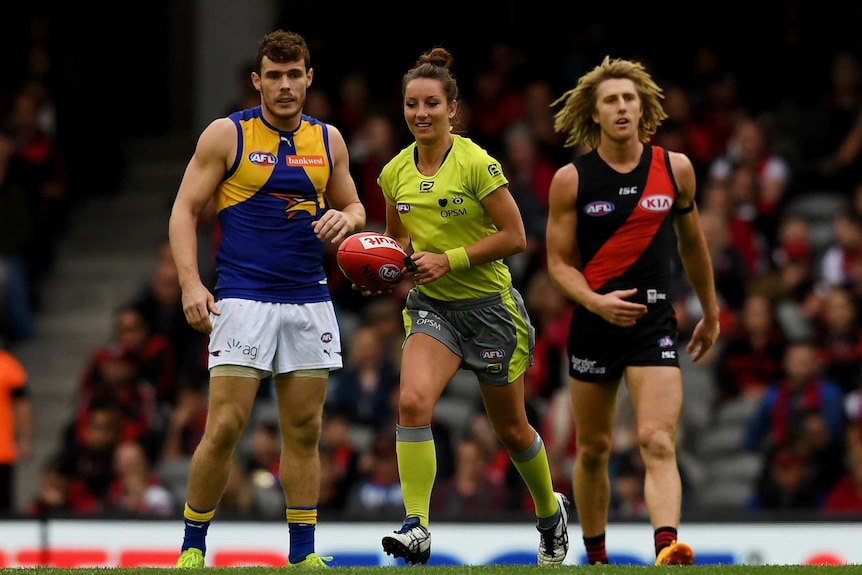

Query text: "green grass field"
[2, 566, 862, 575]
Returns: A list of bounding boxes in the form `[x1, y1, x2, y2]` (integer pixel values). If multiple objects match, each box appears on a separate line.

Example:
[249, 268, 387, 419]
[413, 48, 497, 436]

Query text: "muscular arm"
[545, 164, 592, 306]
[315, 124, 365, 243]
[168, 117, 234, 333]
[670, 151, 721, 360]
[545, 163, 647, 327]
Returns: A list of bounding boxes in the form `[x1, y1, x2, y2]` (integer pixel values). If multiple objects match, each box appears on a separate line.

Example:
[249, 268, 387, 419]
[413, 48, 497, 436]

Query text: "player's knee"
[282, 417, 322, 450]
[576, 436, 613, 469]
[397, 388, 434, 423]
[638, 428, 676, 461]
[205, 415, 247, 451]
[492, 421, 532, 452]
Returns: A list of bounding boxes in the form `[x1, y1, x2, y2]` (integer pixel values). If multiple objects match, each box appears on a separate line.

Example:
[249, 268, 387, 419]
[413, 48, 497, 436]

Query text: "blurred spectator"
[158, 382, 207, 462]
[822, 447, 862, 513]
[468, 66, 524, 158]
[697, 208, 750, 314]
[335, 71, 374, 141]
[696, 70, 743, 165]
[0, 133, 35, 343]
[304, 87, 333, 123]
[244, 421, 281, 493]
[28, 455, 72, 517]
[431, 435, 511, 516]
[218, 460, 255, 518]
[793, 408, 847, 498]
[57, 398, 123, 514]
[797, 51, 862, 193]
[318, 409, 360, 511]
[343, 434, 403, 518]
[463, 409, 523, 511]
[712, 290, 787, 405]
[4, 86, 69, 296]
[654, 84, 716, 181]
[501, 125, 554, 289]
[131, 242, 207, 389]
[811, 284, 862, 394]
[609, 448, 648, 519]
[765, 215, 819, 341]
[707, 115, 792, 243]
[0, 347, 32, 513]
[115, 302, 178, 409]
[362, 297, 406, 371]
[72, 304, 164, 456]
[742, 340, 846, 457]
[748, 444, 821, 511]
[699, 174, 770, 280]
[538, 387, 576, 501]
[240, 420, 285, 520]
[349, 113, 401, 231]
[516, 79, 567, 165]
[818, 210, 862, 291]
[107, 440, 174, 516]
[326, 324, 398, 431]
[318, 443, 348, 512]
[224, 60, 258, 114]
[524, 269, 572, 403]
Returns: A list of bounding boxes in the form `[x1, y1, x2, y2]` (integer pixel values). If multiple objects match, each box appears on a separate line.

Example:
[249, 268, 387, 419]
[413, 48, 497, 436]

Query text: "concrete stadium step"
[12, 134, 192, 514]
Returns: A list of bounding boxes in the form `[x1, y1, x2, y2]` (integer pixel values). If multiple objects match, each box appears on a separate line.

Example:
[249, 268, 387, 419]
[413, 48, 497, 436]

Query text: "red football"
[336, 232, 408, 290]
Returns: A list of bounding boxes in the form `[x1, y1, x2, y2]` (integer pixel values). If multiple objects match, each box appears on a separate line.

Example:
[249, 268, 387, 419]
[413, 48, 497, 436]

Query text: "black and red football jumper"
[567, 145, 683, 382]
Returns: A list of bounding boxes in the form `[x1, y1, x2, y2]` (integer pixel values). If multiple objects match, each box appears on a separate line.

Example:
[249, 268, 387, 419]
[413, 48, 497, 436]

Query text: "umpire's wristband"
[445, 247, 470, 270]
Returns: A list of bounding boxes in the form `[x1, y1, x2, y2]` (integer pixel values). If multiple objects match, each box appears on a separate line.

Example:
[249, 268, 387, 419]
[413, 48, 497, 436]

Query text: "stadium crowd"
[3, 11, 862, 521]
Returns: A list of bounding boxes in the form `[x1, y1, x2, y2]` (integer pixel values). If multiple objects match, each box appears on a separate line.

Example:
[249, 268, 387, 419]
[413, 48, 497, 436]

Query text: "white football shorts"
[208, 298, 342, 376]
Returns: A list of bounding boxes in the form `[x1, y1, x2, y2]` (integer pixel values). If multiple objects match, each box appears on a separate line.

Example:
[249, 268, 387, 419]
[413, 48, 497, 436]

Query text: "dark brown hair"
[255, 30, 311, 73]
[402, 47, 461, 131]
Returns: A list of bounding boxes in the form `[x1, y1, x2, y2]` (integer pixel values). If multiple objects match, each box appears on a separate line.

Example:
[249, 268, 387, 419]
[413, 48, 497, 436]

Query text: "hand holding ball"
[336, 232, 408, 291]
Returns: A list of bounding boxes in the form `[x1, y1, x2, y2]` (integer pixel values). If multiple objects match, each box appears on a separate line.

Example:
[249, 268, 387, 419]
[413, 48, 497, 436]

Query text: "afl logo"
[379, 264, 402, 281]
[320, 332, 333, 343]
[249, 151, 277, 166]
[481, 348, 506, 361]
[584, 201, 614, 216]
[639, 194, 673, 212]
[397, 203, 411, 214]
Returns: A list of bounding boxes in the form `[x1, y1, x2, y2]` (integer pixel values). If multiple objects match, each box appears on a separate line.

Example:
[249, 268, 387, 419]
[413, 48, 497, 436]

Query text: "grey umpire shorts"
[403, 286, 535, 385]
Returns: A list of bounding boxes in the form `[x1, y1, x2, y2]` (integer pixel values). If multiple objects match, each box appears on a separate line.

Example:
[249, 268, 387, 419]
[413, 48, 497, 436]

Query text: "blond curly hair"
[552, 56, 667, 150]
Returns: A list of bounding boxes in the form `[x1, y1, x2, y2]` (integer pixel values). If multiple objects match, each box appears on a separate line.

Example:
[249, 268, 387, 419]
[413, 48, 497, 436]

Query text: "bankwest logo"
[287, 155, 325, 166]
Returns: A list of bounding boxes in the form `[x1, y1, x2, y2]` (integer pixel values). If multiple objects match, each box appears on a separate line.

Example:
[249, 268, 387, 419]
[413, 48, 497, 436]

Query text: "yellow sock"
[395, 424, 436, 528]
[510, 432, 558, 519]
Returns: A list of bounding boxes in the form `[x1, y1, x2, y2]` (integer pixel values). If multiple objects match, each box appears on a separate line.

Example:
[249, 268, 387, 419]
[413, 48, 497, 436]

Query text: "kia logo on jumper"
[639, 194, 673, 212]
[419, 181, 434, 192]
